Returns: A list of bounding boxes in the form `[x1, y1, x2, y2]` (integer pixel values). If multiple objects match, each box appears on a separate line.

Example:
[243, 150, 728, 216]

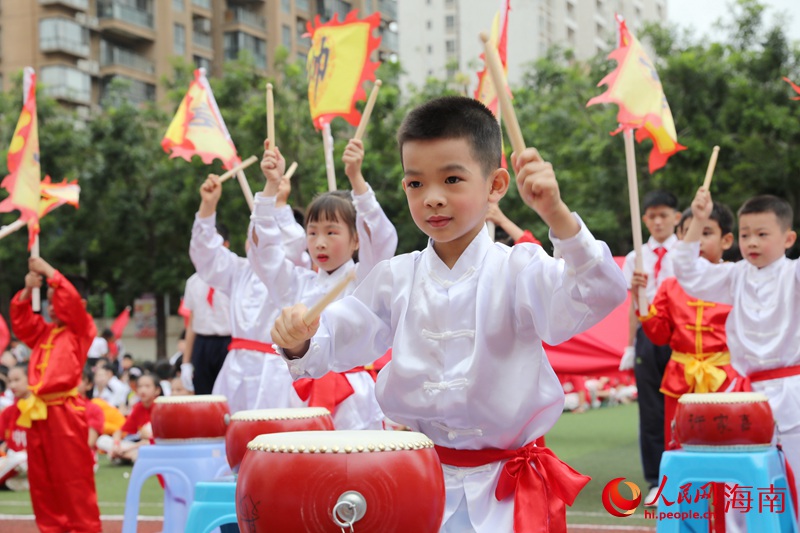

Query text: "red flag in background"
[474, 0, 511, 115]
[111, 306, 131, 339]
[178, 298, 191, 329]
[587, 15, 686, 173]
[785, 77, 800, 100]
[0, 314, 10, 352]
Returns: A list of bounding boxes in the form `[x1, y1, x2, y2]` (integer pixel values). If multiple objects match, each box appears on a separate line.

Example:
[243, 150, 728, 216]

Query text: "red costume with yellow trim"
[11, 271, 101, 533]
[637, 277, 740, 448]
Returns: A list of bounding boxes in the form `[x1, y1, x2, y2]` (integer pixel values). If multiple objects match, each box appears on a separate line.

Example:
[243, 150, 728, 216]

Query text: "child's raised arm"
[682, 187, 713, 243]
[342, 139, 368, 195]
[511, 148, 579, 240]
[260, 139, 286, 198]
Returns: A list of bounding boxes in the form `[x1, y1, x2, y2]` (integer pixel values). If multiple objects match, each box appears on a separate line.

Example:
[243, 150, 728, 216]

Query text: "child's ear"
[488, 168, 510, 202]
[721, 233, 734, 251]
[785, 230, 797, 250]
[673, 210, 682, 226]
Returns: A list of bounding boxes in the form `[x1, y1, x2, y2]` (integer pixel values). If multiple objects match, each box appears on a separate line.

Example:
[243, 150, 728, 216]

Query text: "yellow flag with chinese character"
[306, 11, 381, 129]
[162, 68, 241, 170]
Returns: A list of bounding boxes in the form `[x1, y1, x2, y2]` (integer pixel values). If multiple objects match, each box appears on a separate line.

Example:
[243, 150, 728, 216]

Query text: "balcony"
[40, 36, 90, 57]
[377, 0, 397, 20]
[100, 44, 155, 75]
[97, 1, 155, 40]
[193, 32, 213, 50]
[191, 0, 211, 10]
[42, 85, 91, 104]
[39, 0, 89, 10]
[225, 7, 266, 31]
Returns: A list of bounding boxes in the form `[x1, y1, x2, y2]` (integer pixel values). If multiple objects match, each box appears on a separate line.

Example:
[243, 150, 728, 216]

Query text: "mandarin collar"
[424, 229, 493, 284]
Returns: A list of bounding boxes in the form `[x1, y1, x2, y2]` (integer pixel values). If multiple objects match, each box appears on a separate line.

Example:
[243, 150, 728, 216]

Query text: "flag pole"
[623, 129, 649, 313]
[322, 122, 336, 191]
[479, 32, 525, 155]
[266, 83, 275, 148]
[486, 109, 502, 241]
[0, 219, 26, 241]
[353, 80, 382, 141]
[31, 234, 41, 312]
[702, 145, 720, 190]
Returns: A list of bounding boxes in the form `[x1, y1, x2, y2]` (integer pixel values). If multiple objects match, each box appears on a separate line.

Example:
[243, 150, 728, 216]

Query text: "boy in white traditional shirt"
[189, 169, 308, 413]
[251, 137, 396, 429]
[673, 189, 800, 510]
[270, 96, 627, 532]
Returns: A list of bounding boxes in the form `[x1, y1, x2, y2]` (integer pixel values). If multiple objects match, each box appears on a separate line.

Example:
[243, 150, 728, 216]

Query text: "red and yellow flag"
[38, 177, 80, 218]
[475, 0, 511, 115]
[784, 77, 800, 100]
[306, 11, 381, 129]
[162, 68, 241, 170]
[587, 15, 685, 173]
[0, 68, 42, 247]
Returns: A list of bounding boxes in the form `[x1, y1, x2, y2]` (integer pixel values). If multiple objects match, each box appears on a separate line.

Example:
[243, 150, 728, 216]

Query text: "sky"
[667, 0, 800, 43]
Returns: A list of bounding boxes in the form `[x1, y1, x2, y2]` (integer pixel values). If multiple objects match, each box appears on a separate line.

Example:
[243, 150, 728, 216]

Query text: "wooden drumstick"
[479, 32, 525, 155]
[702, 145, 720, 190]
[266, 83, 275, 148]
[283, 161, 298, 180]
[303, 270, 356, 325]
[219, 155, 259, 183]
[354, 80, 382, 141]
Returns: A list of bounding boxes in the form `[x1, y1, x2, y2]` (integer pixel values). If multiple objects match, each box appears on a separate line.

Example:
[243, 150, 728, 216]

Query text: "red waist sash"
[732, 363, 800, 391]
[292, 367, 369, 414]
[435, 441, 590, 533]
[228, 338, 278, 354]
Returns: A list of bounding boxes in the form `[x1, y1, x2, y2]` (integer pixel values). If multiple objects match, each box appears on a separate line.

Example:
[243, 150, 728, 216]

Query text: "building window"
[427, 44, 432, 54]
[101, 75, 156, 105]
[426, 20, 432, 30]
[194, 55, 211, 71]
[445, 40, 456, 54]
[281, 0, 291, 13]
[172, 0, 183, 11]
[282, 24, 292, 48]
[567, 27, 575, 44]
[174, 23, 186, 55]
[224, 31, 267, 70]
[40, 65, 91, 103]
[445, 15, 455, 30]
[333, 0, 351, 17]
[296, 0, 309, 11]
[296, 18, 309, 45]
[39, 18, 90, 56]
[567, 1, 575, 18]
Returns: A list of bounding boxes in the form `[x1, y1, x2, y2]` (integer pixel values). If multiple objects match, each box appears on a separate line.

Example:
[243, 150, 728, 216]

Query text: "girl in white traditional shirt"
[250, 138, 396, 429]
[270, 97, 627, 533]
[189, 169, 309, 413]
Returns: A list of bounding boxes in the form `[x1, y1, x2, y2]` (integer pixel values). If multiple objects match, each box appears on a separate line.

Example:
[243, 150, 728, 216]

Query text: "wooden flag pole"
[0, 219, 26, 241]
[624, 129, 649, 313]
[353, 80, 382, 141]
[702, 145, 720, 190]
[284, 161, 298, 180]
[303, 269, 356, 325]
[479, 32, 525, 155]
[322, 122, 336, 191]
[266, 83, 275, 148]
[31, 235, 41, 312]
[218, 155, 258, 183]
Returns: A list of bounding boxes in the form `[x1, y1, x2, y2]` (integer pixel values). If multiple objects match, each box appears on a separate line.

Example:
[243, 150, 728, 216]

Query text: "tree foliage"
[0, 0, 798, 355]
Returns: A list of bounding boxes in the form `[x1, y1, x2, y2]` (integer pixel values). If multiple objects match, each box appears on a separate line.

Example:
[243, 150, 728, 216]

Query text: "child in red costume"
[11, 257, 101, 533]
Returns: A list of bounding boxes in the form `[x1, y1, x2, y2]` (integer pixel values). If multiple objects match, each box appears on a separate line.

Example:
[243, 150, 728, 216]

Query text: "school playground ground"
[0, 402, 656, 532]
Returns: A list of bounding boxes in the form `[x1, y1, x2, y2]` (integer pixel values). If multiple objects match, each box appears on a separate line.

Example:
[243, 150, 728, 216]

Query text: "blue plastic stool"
[122, 442, 230, 533]
[656, 448, 798, 532]
[184, 477, 238, 533]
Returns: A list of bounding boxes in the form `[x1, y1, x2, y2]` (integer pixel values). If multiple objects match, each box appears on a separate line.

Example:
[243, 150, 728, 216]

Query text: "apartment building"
[398, 0, 667, 90]
[0, 0, 398, 112]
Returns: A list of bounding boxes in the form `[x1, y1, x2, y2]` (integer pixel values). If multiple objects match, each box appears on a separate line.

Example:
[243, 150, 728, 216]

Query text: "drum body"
[236, 430, 445, 532]
[674, 392, 774, 451]
[151, 395, 230, 443]
[226, 408, 334, 471]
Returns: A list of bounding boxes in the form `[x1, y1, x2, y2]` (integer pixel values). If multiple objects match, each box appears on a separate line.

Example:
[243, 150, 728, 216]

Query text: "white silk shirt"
[284, 217, 627, 531]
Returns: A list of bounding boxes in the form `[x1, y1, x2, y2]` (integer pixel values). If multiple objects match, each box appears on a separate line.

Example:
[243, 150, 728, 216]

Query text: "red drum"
[151, 395, 230, 443]
[225, 407, 334, 471]
[236, 430, 445, 532]
[674, 392, 774, 451]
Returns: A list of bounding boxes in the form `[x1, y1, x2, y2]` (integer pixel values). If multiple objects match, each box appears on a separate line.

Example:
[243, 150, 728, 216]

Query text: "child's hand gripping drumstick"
[271, 270, 356, 358]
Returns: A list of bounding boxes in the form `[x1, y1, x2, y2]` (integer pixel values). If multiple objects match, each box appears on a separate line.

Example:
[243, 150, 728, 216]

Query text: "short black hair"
[63, 274, 89, 299]
[216, 221, 230, 243]
[397, 96, 502, 176]
[678, 202, 735, 236]
[101, 328, 114, 339]
[642, 190, 679, 212]
[122, 353, 134, 361]
[9, 363, 27, 375]
[738, 195, 793, 231]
